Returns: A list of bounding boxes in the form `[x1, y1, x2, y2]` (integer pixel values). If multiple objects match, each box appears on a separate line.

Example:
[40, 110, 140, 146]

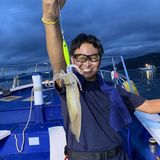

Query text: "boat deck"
[0, 83, 160, 159]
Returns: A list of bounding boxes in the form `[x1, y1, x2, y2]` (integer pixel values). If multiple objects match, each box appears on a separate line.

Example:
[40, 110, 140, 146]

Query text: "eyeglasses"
[73, 54, 101, 62]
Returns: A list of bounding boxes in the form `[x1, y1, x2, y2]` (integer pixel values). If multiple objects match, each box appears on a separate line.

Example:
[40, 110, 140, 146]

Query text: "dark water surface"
[127, 68, 160, 99]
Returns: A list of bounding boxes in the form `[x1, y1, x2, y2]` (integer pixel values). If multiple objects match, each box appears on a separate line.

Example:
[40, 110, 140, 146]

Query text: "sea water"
[127, 68, 160, 99]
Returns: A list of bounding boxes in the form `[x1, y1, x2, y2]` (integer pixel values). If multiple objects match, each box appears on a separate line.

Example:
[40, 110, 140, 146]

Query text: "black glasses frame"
[73, 54, 101, 62]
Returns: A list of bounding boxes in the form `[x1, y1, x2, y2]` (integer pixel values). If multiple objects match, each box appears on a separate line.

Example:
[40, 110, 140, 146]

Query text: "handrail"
[0, 62, 51, 77]
[120, 56, 133, 93]
[100, 56, 133, 88]
[0, 57, 132, 90]
[0, 62, 52, 89]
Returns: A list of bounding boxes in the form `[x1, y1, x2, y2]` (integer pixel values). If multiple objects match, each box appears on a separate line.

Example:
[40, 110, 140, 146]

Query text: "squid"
[53, 65, 82, 142]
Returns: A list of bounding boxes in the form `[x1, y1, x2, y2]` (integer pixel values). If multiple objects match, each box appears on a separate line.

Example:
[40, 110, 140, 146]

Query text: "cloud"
[0, 0, 47, 66]
[0, 0, 160, 67]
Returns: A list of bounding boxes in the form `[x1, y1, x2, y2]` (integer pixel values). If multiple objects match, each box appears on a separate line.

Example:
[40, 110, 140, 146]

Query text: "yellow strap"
[41, 17, 59, 25]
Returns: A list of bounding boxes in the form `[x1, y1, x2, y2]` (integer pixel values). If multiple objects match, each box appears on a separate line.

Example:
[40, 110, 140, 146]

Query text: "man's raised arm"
[42, 0, 66, 73]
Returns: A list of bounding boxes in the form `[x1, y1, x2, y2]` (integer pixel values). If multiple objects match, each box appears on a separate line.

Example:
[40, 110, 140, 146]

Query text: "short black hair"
[70, 33, 104, 56]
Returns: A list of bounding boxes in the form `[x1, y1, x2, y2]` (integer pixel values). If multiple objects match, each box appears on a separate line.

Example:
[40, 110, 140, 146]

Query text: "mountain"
[117, 52, 160, 70]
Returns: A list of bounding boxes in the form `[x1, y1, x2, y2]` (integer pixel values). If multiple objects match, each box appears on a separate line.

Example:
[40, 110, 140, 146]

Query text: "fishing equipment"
[58, 0, 70, 66]
[53, 65, 82, 142]
[122, 80, 139, 95]
[57, 0, 82, 142]
[110, 56, 139, 95]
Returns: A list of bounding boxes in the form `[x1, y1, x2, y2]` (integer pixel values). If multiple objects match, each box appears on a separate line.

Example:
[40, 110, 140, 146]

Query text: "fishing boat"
[139, 64, 156, 71]
[0, 56, 160, 160]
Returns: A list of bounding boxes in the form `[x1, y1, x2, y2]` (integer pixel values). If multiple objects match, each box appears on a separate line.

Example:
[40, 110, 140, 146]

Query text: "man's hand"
[42, 0, 67, 79]
[42, 0, 66, 22]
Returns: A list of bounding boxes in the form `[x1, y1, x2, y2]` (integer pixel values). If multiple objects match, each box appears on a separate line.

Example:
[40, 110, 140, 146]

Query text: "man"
[42, 0, 160, 159]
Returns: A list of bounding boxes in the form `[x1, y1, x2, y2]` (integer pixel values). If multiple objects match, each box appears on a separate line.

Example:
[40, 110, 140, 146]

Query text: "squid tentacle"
[53, 66, 82, 142]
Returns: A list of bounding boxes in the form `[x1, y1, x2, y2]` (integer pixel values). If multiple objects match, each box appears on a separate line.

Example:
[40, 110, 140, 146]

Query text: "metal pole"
[120, 56, 134, 93]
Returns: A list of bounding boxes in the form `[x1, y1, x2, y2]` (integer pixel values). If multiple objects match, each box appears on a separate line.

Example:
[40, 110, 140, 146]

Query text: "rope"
[14, 89, 34, 152]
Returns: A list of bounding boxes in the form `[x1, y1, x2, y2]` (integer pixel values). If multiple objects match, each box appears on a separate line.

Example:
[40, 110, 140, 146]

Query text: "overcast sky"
[1, 0, 160, 67]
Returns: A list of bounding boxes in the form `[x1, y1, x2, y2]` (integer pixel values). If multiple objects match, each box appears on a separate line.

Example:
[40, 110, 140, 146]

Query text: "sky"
[1, 0, 160, 67]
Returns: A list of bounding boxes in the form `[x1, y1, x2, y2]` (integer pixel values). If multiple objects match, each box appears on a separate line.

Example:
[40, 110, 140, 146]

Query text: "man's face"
[71, 43, 101, 81]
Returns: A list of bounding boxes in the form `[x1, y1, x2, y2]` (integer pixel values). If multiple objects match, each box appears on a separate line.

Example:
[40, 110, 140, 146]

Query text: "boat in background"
[0, 57, 160, 160]
[139, 64, 156, 71]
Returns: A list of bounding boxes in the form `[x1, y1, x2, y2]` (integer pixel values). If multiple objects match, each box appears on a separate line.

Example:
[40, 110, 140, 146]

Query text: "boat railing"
[0, 56, 134, 93]
[99, 70, 113, 82]
[0, 62, 52, 90]
[100, 56, 134, 93]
